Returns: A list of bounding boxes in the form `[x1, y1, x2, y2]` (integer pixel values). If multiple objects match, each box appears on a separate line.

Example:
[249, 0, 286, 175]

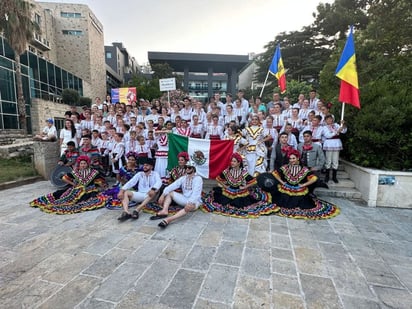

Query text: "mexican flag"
[167, 133, 234, 179]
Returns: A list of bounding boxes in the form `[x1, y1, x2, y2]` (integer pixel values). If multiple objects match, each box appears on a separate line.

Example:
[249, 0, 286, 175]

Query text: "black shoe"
[118, 212, 132, 221]
[131, 210, 139, 219]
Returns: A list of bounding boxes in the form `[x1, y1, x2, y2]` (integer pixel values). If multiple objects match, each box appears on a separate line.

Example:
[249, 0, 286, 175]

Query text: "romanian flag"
[167, 133, 234, 179]
[335, 26, 360, 109]
[269, 44, 287, 94]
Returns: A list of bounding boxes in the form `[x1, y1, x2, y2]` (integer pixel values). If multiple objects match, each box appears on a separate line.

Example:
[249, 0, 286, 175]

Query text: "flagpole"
[341, 102, 346, 123]
[259, 70, 270, 97]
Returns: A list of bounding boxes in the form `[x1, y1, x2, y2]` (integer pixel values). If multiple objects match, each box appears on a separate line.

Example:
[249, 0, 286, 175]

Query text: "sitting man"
[57, 141, 79, 167]
[154, 161, 203, 228]
[117, 158, 162, 221]
[33, 118, 57, 141]
[297, 130, 328, 193]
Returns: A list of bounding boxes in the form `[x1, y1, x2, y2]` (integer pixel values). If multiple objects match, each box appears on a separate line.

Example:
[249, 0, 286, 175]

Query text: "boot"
[332, 169, 339, 183]
[324, 169, 330, 183]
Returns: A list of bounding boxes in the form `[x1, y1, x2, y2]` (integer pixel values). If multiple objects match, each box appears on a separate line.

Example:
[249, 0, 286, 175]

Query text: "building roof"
[148, 51, 250, 73]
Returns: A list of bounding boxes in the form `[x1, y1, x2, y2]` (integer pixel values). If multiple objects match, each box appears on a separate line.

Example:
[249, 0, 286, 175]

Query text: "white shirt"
[122, 170, 162, 193]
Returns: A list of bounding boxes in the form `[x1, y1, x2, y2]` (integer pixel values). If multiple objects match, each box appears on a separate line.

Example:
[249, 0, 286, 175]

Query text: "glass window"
[62, 30, 83, 35]
[62, 70, 69, 88]
[2, 101, 17, 114]
[3, 115, 19, 129]
[78, 78, 83, 96]
[47, 62, 56, 86]
[55, 67, 62, 89]
[38, 57, 47, 83]
[73, 76, 79, 91]
[28, 52, 39, 80]
[3, 40, 14, 60]
[67, 72, 74, 88]
[0, 37, 4, 56]
[106, 52, 112, 59]
[0, 55, 13, 70]
[34, 13, 41, 25]
[61, 12, 81, 18]
[0, 68, 15, 101]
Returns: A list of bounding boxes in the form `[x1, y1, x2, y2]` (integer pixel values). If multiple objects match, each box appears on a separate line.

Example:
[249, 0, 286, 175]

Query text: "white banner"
[159, 78, 176, 91]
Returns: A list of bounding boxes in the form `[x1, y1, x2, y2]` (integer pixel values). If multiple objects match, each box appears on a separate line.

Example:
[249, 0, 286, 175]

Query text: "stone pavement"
[0, 181, 411, 309]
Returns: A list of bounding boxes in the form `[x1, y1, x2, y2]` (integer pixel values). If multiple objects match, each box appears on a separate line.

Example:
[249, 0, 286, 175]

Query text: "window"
[62, 30, 83, 36]
[60, 12, 81, 18]
[106, 52, 112, 59]
[34, 13, 41, 25]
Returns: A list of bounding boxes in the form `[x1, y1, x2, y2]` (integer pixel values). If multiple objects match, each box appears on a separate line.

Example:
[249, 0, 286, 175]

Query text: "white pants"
[131, 191, 149, 202]
[170, 192, 200, 209]
[325, 151, 340, 170]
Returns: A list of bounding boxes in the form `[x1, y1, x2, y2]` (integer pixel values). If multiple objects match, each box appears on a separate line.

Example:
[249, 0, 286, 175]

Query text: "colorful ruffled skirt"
[30, 185, 107, 214]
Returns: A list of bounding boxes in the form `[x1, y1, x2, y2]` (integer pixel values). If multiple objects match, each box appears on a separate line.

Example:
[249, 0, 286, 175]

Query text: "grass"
[0, 156, 38, 183]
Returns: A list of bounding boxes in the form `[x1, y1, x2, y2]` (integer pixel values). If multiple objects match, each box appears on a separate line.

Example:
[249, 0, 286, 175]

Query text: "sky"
[38, 0, 332, 65]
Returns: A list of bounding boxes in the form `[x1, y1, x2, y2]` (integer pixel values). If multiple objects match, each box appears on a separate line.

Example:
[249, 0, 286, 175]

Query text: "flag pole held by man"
[335, 25, 361, 120]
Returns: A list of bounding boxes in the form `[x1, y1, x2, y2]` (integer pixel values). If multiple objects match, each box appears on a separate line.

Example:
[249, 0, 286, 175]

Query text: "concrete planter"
[341, 159, 412, 208]
[33, 141, 60, 180]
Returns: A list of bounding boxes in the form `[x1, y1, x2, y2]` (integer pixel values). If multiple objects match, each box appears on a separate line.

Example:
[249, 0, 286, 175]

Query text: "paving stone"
[159, 241, 193, 262]
[214, 241, 244, 267]
[299, 273, 342, 309]
[373, 286, 412, 309]
[271, 223, 289, 235]
[115, 232, 148, 251]
[246, 228, 270, 250]
[195, 298, 231, 308]
[272, 292, 305, 309]
[82, 248, 130, 278]
[196, 226, 223, 247]
[222, 223, 248, 242]
[318, 242, 353, 266]
[271, 233, 291, 249]
[200, 264, 238, 303]
[127, 239, 168, 264]
[294, 247, 328, 276]
[241, 248, 270, 279]
[183, 245, 216, 271]
[233, 275, 271, 308]
[340, 294, 380, 309]
[76, 298, 115, 309]
[272, 258, 297, 277]
[271, 247, 293, 261]
[160, 269, 205, 309]
[38, 275, 101, 309]
[272, 273, 301, 295]
[83, 231, 126, 255]
[0, 279, 62, 309]
[91, 262, 147, 302]
[249, 217, 270, 231]
[40, 252, 98, 284]
[389, 265, 412, 291]
[357, 261, 405, 288]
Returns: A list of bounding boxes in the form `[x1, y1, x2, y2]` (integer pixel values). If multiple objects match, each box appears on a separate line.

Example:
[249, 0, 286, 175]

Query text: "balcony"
[31, 33, 51, 51]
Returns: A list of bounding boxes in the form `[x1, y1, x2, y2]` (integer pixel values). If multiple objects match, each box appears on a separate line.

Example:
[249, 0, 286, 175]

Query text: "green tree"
[62, 89, 80, 106]
[0, 0, 38, 134]
[127, 75, 162, 101]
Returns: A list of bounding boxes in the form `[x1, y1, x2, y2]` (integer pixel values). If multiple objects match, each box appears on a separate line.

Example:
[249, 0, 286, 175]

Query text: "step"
[315, 187, 362, 199]
[325, 179, 355, 189]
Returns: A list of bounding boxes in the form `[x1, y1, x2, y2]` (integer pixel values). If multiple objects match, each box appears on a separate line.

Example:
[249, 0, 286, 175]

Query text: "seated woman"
[30, 156, 108, 214]
[270, 149, 340, 219]
[102, 152, 141, 210]
[202, 152, 279, 218]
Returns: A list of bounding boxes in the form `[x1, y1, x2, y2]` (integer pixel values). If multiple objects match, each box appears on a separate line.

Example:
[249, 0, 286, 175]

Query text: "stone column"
[207, 67, 213, 99]
[33, 141, 60, 180]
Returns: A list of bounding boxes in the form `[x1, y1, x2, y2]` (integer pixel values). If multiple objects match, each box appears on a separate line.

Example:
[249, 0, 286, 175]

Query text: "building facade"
[148, 52, 249, 102]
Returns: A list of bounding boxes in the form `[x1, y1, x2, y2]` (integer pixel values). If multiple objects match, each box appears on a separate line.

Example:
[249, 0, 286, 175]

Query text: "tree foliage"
[62, 89, 80, 106]
[127, 75, 162, 101]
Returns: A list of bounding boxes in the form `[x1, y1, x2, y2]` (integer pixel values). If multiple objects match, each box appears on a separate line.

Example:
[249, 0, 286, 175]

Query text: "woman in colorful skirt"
[270, 148, 340, 219]
[30, 156, 107, 214]
[102, 152, 141, 209]
[202, 153, 279, 218]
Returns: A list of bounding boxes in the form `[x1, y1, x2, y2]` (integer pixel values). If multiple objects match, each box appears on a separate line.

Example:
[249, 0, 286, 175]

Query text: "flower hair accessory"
[231, 152, 243, 163]
[76, 155, 90, 165]
[178, 151, 190, 161]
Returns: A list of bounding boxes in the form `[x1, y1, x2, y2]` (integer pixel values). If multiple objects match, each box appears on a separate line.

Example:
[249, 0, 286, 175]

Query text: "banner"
[110, 87, 137, 104]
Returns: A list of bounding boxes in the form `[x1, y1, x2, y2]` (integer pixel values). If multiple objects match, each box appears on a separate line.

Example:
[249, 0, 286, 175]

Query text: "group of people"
[30, 90, 343, 223]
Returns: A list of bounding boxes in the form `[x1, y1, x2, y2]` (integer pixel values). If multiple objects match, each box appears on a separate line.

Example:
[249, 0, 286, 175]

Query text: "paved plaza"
[0, 181, 411, 309]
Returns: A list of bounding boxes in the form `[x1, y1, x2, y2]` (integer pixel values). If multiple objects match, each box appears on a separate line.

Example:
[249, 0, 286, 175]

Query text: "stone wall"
[33, 141, 60, 180]
[31, 98, 73, 134]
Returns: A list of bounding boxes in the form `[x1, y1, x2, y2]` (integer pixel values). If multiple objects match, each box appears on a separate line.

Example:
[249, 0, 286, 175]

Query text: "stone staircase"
[315, 166, 362, 200]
